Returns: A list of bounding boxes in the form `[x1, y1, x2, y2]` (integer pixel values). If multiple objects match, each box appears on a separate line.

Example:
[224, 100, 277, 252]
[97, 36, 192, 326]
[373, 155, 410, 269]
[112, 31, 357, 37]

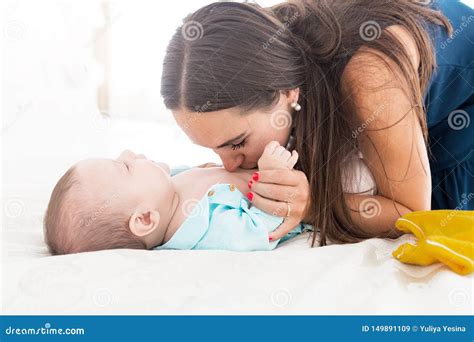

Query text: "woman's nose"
[221, 154, 244, 172]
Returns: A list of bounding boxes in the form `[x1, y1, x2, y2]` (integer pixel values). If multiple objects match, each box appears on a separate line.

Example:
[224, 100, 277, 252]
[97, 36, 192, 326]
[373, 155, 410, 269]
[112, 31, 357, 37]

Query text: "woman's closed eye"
[231, 138, 246, 151]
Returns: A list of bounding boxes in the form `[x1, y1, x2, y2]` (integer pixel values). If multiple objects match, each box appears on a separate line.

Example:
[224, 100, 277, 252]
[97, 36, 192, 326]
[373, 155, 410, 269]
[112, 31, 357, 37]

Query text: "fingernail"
[247, 192, 254, 201]
[269, 236, 273, 241]
[248, 180, 253, 189]
[252, 172, 260, 181]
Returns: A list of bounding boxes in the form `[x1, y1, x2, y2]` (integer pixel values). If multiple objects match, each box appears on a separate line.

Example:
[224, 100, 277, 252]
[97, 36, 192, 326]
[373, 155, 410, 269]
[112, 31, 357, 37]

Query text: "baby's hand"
[258, 141, 298, 170]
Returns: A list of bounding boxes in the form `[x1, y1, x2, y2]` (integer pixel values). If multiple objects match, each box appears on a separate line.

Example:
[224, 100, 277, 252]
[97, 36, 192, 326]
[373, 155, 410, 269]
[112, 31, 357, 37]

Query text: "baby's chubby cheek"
[155, 162, 170, 174]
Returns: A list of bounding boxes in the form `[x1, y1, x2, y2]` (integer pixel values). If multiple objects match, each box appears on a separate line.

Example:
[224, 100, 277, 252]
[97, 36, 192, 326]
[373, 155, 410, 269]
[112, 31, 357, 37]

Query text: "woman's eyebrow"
[216, 132, 246, 149]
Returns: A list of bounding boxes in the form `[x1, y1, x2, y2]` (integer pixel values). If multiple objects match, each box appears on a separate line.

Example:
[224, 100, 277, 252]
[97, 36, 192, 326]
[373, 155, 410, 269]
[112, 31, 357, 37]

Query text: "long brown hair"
[160, 0, 451, 246]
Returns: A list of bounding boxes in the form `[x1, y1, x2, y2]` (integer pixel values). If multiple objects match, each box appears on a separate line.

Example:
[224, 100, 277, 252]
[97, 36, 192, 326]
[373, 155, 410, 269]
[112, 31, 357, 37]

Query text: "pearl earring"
[291, 102, 301, 111]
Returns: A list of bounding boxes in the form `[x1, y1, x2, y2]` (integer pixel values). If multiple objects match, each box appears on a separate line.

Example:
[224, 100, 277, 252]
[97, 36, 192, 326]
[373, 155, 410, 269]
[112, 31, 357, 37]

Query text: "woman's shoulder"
[341, 24, 420, 92]
[339, 24, 424, 133]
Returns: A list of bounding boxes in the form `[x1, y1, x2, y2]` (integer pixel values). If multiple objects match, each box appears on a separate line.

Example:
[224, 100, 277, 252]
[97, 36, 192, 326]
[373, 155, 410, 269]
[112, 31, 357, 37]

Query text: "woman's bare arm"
[340, 25, 431, 237]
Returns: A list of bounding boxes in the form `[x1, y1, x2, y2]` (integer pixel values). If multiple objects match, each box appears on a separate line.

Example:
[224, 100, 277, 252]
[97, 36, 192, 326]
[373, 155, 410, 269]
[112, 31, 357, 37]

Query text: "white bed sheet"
[2, 120, 472, 315]
[3, 228, 473, 315]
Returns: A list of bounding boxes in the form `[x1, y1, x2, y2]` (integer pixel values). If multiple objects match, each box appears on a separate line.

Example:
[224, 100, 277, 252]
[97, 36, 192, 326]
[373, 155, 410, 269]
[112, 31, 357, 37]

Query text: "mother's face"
[172, 93, 295, 172]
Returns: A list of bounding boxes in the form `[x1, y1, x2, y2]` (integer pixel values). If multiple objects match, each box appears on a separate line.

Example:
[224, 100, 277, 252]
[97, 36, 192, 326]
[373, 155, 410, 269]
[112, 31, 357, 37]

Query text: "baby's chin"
[157, 162, 171, 174]
[149, 160, 170, 174]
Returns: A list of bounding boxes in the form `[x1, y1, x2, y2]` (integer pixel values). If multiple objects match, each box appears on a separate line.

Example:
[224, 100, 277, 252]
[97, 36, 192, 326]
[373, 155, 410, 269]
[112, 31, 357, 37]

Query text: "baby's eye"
[123, 162, 130, 171]
[231, 139, 246, 151]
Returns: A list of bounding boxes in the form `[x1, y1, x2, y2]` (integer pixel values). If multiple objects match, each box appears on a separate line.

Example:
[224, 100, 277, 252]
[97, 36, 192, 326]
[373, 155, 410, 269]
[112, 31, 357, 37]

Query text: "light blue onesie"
[154, 182, 312, 252]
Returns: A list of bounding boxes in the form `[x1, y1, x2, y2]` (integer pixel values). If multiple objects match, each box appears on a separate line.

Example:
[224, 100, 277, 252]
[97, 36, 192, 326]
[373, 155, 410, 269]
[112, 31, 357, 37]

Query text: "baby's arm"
[257, 141, 298, 171]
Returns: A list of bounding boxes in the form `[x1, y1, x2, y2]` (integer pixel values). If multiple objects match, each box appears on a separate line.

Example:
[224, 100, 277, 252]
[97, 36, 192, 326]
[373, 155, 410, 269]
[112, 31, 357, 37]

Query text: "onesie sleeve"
[170, 165, 191, 177]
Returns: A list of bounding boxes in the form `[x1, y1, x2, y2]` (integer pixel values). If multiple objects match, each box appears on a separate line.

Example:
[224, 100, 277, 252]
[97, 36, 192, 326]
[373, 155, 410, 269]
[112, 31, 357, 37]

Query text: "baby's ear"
[128, 207, 160, 237]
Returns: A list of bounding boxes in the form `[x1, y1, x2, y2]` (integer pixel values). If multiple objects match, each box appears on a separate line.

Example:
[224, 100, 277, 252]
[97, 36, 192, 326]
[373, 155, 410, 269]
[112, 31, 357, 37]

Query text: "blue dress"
[425, 0, 474, 210]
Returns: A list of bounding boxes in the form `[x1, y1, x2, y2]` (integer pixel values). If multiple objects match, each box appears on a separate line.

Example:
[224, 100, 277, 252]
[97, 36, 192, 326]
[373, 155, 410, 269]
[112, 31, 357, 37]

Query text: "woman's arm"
[340, 25, 431, 236]
[343, 193, 411, 238]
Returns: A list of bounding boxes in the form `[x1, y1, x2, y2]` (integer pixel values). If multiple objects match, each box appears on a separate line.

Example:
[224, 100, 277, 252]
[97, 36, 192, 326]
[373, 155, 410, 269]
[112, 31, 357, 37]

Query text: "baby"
[44, 141, 311, 255]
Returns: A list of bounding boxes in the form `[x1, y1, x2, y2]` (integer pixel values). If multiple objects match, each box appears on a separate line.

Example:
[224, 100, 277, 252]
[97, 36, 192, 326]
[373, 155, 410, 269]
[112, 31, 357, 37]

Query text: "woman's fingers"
[249, 182, 298, 203]
[248, 188, 304, 240]
[249, 189, 305, 240]
[248, 168, 311, 241]
[269, 217, 301, 241]
[247, 181, 308, 220]
[247, 190, 289, 217]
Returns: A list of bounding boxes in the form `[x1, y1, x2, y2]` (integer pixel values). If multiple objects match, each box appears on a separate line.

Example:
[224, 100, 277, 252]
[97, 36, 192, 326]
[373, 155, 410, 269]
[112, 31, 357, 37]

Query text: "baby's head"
[44, 150, 175, 255]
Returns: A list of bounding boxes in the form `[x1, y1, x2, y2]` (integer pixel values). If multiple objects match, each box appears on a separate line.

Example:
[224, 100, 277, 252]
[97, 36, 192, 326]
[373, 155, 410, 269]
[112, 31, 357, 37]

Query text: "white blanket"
[3, 229, 472, 315]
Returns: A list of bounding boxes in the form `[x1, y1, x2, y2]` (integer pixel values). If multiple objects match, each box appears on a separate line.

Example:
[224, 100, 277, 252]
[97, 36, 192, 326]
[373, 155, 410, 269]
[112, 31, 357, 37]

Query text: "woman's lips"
[240, 161, 258, 169]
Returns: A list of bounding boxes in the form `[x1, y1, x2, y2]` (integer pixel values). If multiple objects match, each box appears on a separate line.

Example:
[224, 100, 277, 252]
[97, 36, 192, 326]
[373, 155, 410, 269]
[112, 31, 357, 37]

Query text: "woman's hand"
[247, 168, 311, 241]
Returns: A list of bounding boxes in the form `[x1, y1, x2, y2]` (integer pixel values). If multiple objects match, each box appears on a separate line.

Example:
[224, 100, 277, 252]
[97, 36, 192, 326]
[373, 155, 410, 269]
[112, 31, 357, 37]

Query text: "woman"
[160, 0, 473, 246]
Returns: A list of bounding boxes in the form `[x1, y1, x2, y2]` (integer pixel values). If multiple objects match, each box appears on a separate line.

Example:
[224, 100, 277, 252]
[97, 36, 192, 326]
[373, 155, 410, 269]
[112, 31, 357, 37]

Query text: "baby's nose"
[119, 149, 136, 160]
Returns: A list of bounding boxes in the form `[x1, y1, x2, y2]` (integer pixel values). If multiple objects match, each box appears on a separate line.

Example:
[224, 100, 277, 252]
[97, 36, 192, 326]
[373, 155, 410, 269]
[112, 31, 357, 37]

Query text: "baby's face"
[75, 150, 175, 214]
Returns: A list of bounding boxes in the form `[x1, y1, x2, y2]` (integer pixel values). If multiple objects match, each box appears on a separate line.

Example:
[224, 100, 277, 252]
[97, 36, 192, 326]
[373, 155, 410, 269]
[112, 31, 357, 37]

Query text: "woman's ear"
[281, 88, 300, 104]
[128, 207, 161, 237]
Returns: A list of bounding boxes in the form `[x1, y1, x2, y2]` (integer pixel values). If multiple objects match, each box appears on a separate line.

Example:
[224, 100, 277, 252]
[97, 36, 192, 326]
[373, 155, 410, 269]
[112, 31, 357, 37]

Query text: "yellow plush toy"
[392, 210, 474, 275]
